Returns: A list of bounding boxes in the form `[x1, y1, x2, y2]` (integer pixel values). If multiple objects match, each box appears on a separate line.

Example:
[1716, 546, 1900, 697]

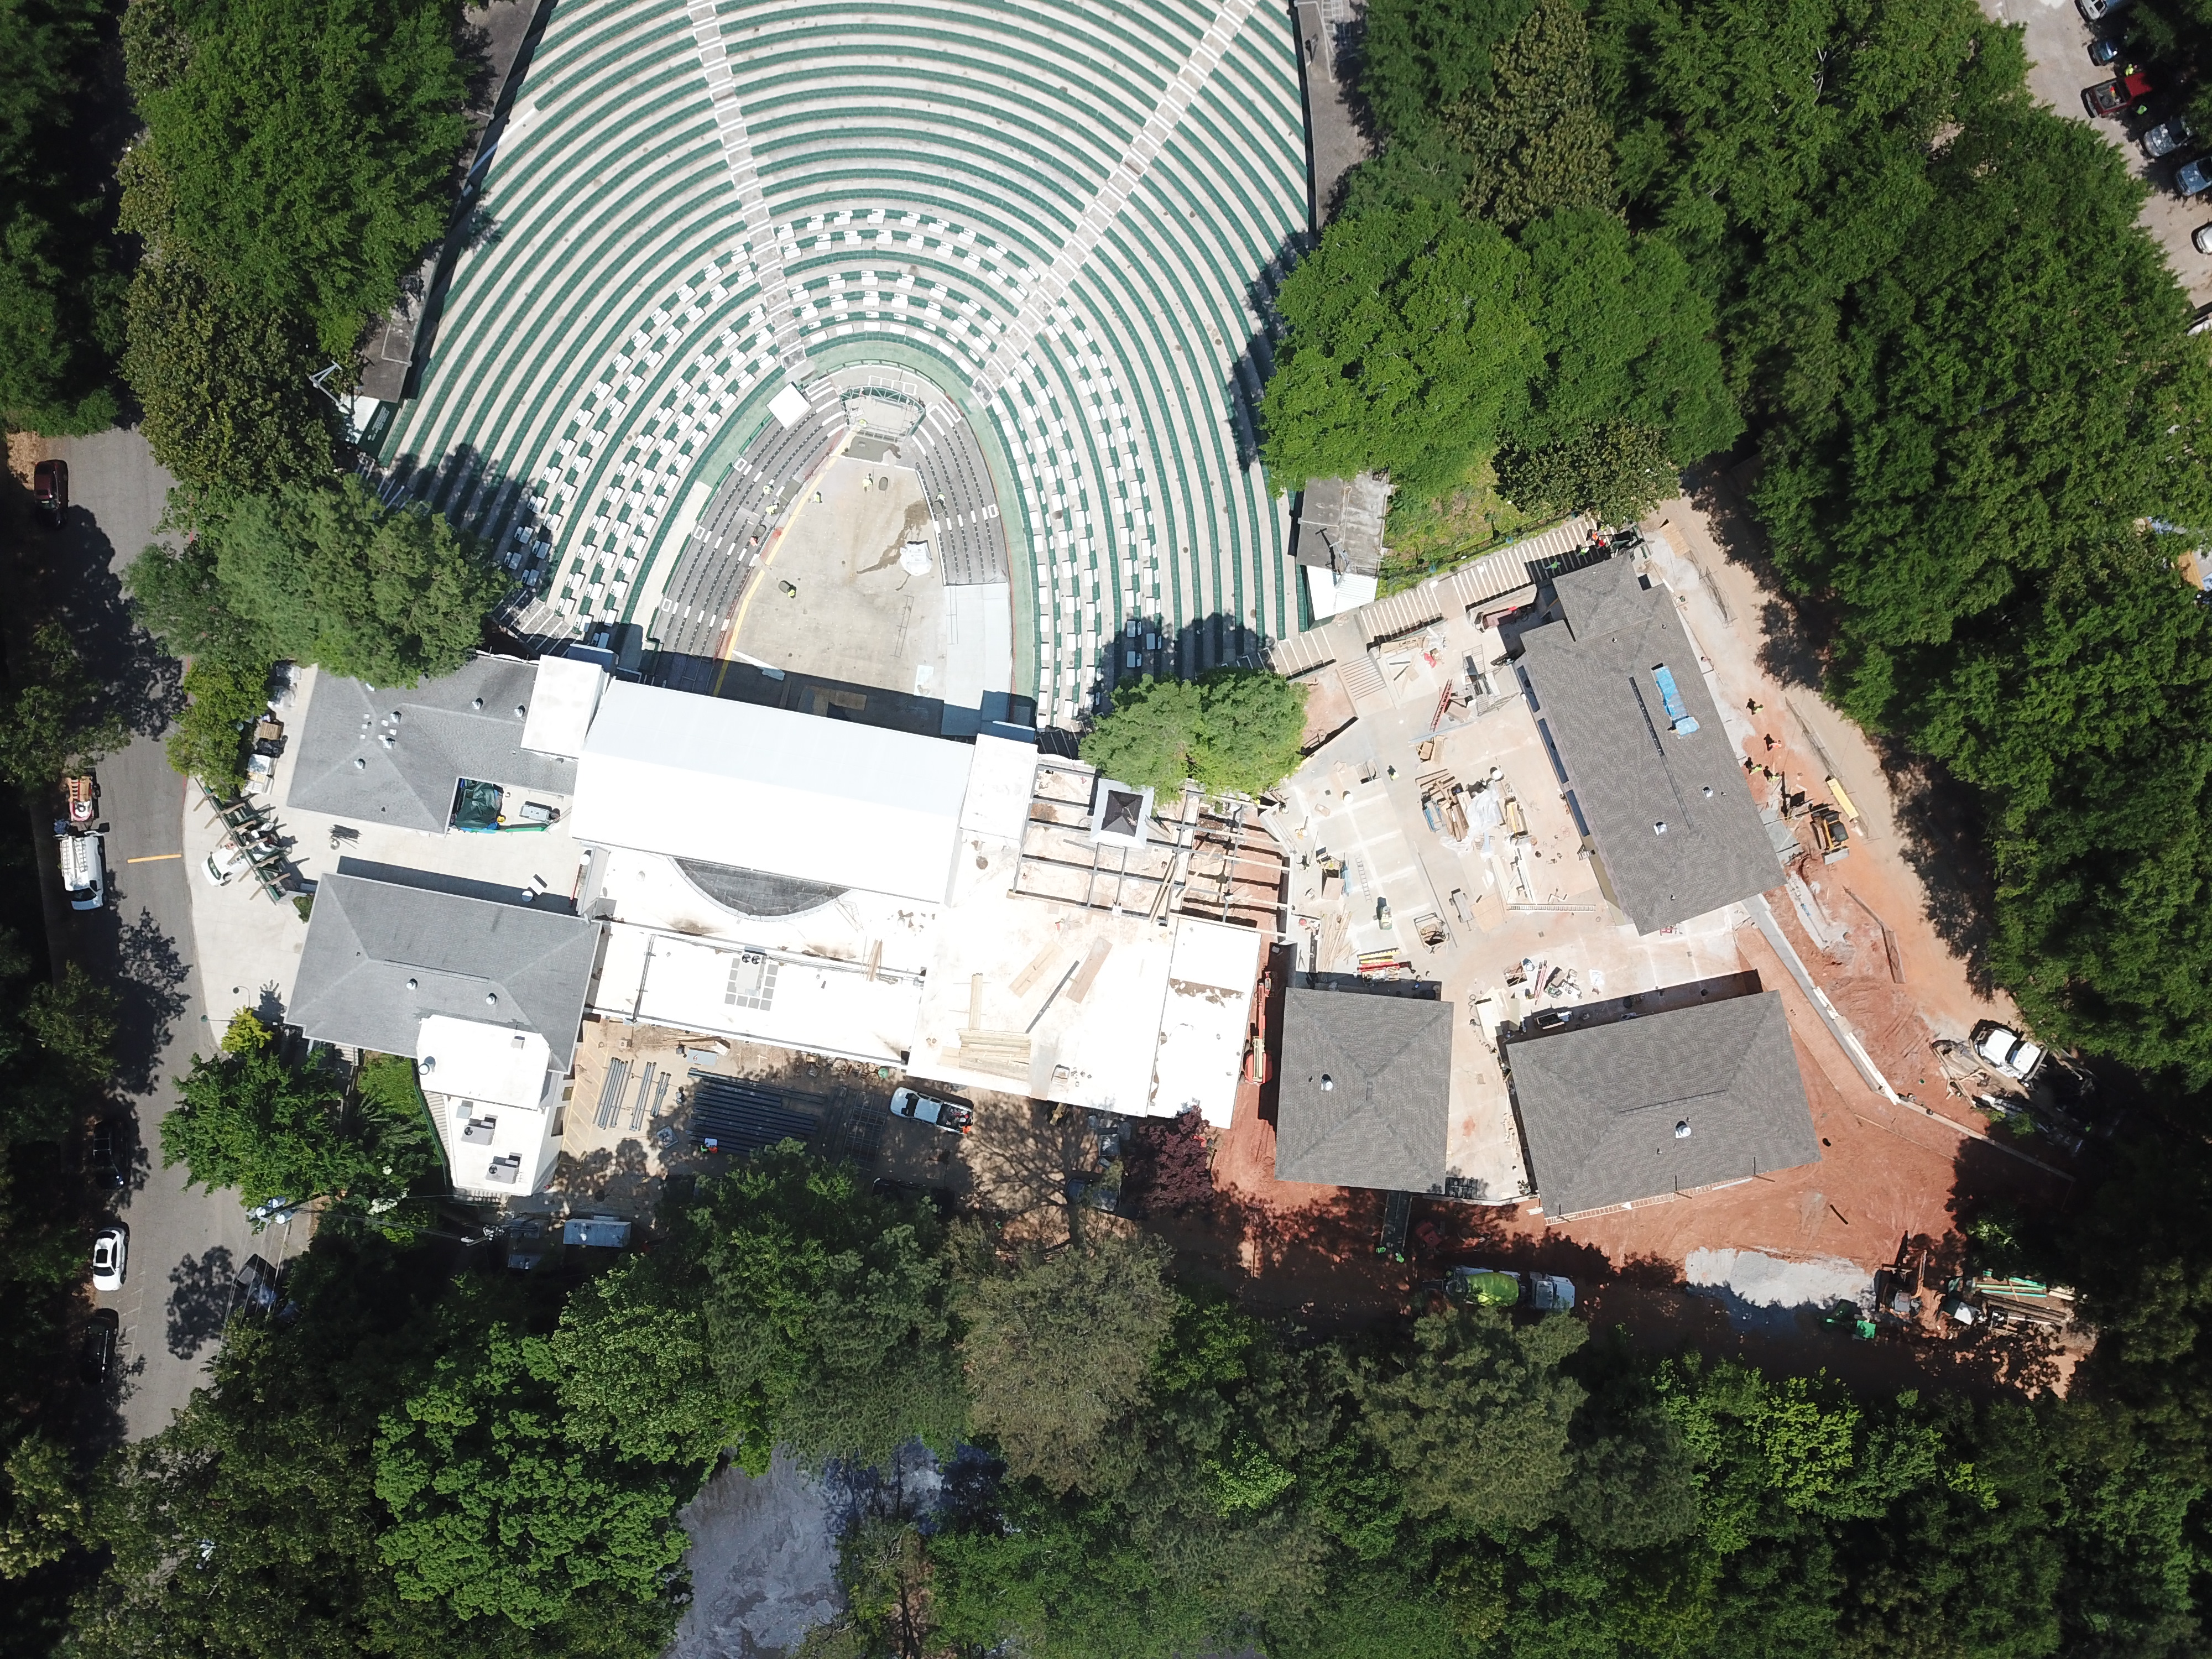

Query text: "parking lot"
[1989, 0, 2212, 307]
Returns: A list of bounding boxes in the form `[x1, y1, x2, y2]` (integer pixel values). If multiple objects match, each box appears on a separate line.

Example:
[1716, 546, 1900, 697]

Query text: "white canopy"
[568, 681, 975, 903]
[521, 655, 607, 758]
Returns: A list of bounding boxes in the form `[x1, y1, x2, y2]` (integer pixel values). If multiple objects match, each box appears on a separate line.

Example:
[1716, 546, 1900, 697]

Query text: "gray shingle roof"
[1274, 987, 1452, 1190]
[285, 656, 579, 833]
[290, 873, 600, 1066]
[1516, 558, 1778, 932]
[1508, 992, 1819, 1217]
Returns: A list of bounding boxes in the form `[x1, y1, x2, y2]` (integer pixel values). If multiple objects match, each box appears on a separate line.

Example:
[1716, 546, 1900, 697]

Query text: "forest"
[34, 1145, 2205, 1659]
[1262, 0, 2212, 1084]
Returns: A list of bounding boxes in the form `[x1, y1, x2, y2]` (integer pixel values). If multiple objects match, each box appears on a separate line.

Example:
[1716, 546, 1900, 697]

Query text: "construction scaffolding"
[1008, 761, 1291, 937]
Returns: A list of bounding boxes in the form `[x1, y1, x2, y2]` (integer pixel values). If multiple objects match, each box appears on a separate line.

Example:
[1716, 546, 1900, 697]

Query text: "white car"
[1974, 1022, 2046, 1083]
[888, 1087, 974, 1135]
[2195, 222, 2212, 253]
[205, 839, 251, 886]
[91, 1225, 127, 1292]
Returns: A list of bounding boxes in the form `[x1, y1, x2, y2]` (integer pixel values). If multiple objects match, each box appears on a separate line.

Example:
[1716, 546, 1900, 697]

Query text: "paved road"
[1987, 0, 2212, 307]
[36, 428, 262, 1442]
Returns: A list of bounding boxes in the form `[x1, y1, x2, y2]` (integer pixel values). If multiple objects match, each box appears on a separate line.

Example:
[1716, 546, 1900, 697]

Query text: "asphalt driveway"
[33, 427, 267, 1443]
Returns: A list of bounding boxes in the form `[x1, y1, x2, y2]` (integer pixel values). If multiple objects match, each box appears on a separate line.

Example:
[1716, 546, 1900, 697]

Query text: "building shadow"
[641, 651, 1035, 743]
[1496, 969, 1763, 1048]
[332, 854, 577, 915]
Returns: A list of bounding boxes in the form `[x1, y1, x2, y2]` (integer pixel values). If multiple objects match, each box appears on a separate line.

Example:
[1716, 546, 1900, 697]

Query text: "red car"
[32, 458, 66, 530]
[2083, 69, 2152, 117]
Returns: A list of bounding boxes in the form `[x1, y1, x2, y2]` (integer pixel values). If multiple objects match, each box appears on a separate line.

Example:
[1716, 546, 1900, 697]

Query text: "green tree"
[22, 963, 117, 1096]
[128, 477, 506, 687]
[373, 1297, 698, 1627]
[1080, 669, 1307, 799]
[0, 1432, 85, 1578]
[1587, 0, 2212, 1081]
[1519, 206, 1738, 462]
[1444, 0, 1617, 228]
[1359, 0, 1535, 148]
[125, 0, 471, 356]
[1493, 419, 1678, 524]
[73, 1236, 681, 1659]
[672, 1145, 966, 1473]
[957, 1231, 1176, 1495]
[1261, 206, 1538, 496]
[165, 654, 272, 792]
[159, 1015, 432, 1208]
[1077, 675, 1201, 795]
[120, 256, 337, 493]
[552, 1261, 732, 1471]
[1356, 1306, 1588, 1531]
[1193, 669, 1309, 797]
[0, 623, 128, 794]
[0, 0, 125, 432]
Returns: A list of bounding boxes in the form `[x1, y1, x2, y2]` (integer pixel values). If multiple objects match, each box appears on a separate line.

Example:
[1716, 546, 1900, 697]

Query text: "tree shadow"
[109, 908, 191, 1099]
[1878, 743, 1997, 996]
[31, 475, 186, 740]
[1678, 458, 1832, 694]
[165, 1244, 237, 1359]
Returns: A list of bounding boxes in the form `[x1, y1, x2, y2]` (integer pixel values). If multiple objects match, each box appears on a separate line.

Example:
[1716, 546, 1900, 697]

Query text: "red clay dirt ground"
[1175, 484, 2087, 1396]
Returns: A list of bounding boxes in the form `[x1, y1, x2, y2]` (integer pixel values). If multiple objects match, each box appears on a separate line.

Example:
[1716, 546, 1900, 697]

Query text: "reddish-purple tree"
[1123, 1109, 1214, 1214]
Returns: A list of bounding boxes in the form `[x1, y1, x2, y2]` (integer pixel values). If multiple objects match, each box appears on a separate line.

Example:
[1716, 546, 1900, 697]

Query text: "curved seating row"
[375, 0, 1308, 722]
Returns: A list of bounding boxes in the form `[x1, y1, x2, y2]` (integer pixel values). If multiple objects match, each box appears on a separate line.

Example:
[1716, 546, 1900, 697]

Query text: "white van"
[59, 831, 105, 911]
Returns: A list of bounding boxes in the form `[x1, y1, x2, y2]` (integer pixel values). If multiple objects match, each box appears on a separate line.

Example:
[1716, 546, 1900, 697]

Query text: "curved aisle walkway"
[374, 0, 1311, 728]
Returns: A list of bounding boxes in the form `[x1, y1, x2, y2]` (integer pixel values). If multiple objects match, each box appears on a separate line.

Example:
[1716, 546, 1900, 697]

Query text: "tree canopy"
[1262, 207, 1538, 497]
[158, 1014, 435, 1208]
[128, 476, 507, 689]
[112, 0, 476, 492]
[957, 1231, 1177, 1495]
[1584, 0, 2212, 1080]
[42, 1136, 2212, 1659]
[1079, 669, 1308, 799]
[0, 0, 125, 433]
[0, 624, 128, 794]
[123, 0, 471, 357]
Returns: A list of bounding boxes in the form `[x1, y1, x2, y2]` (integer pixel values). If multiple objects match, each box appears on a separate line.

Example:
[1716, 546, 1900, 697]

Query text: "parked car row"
[2078, 13, 2212, 212]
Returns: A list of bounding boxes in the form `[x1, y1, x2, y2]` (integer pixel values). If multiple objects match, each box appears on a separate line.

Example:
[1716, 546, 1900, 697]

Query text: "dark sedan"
[32, 458, 66, 530]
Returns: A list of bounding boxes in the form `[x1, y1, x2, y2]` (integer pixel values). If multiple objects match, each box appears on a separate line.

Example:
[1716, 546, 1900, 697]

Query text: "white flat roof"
[442, 1093, 558, 1197]
[521, 655, 607, 758]
[958, 730, 1038, 843]
[1151, 918, 1264, 1125]
[416, 1015, 552, 1109]
[589, 923, 924, 1066]
[568, 681, 974, 904]
[904, 841, 1261, 1122]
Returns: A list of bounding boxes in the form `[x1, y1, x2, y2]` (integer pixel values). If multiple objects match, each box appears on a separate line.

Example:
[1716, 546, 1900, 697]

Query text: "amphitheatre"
[370, 0, 1316, 729]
